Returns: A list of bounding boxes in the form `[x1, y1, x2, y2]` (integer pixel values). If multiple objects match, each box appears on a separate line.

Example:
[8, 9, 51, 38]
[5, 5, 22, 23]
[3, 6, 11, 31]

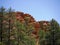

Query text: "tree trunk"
[36, 38, 39, 45]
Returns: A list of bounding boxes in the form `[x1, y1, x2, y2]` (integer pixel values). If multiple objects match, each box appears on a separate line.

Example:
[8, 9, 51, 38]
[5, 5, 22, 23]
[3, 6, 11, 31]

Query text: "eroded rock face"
[16, 12, 25, 23]
[23, 14, 36, 23]
[15, 12, 36, 23]
[39, 21, 50, 31]
[15, 12, 40, 35]
[15, 12, 50, 39]
[31, 22, 40, 34]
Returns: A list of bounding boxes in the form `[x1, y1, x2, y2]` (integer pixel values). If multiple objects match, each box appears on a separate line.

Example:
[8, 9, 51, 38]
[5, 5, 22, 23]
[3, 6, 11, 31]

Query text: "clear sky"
[0, 0, 60, 23]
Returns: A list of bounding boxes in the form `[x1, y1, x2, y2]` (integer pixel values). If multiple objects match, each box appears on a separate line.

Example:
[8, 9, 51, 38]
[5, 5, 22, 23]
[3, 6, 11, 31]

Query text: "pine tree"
[15, 13, 36, 45]
[38, 29, 47, 45]
[7, 8, 17, 45]
[2, 8, 15, 45]
[0, 7, 5, 43]
[47, 19, 60, 45]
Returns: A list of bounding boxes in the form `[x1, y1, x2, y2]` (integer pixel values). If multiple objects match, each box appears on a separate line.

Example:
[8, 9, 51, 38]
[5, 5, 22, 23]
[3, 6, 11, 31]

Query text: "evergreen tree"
[7, 8, 17, 45]
[47, 19, 60, 45]
[0, 7, 5, 43]
[15, 13, 36, 45]
[38, 29, 46, 45]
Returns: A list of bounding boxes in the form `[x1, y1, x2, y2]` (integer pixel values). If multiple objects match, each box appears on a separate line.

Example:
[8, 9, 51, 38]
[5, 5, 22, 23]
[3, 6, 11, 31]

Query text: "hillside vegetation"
[0, 7, 60, 45]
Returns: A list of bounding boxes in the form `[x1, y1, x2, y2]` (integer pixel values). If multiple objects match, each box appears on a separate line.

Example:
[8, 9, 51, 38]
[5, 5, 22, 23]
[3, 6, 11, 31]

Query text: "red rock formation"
[15, 12, 40, 34]
[15, 12, 36, 23]
[16, 12, 25, 23]
[15, 12, 50, 40]
[31, 22, 40, 39]
[24, 13, 36, 23]
[39, 21, 50, 31]
[15, 12, 51, 45]
[32, 22, 40, 34]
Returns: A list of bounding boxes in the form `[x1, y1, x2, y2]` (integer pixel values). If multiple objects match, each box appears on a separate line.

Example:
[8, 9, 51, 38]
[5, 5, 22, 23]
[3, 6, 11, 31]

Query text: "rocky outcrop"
[15, 12, 50, 35]
[38, 21, 50, 31]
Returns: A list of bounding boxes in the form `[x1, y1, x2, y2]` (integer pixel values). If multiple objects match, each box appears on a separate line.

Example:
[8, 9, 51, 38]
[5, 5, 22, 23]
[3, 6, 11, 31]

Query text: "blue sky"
[0, 0, 60, 23]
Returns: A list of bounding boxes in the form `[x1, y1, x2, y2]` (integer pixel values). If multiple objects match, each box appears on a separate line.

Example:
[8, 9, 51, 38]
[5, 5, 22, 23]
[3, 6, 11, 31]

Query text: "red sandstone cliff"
[15, 12, 50, 38]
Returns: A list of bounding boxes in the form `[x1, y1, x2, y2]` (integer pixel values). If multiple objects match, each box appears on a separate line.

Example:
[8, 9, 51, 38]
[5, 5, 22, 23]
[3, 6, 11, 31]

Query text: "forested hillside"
[0, 7, 60, 45]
